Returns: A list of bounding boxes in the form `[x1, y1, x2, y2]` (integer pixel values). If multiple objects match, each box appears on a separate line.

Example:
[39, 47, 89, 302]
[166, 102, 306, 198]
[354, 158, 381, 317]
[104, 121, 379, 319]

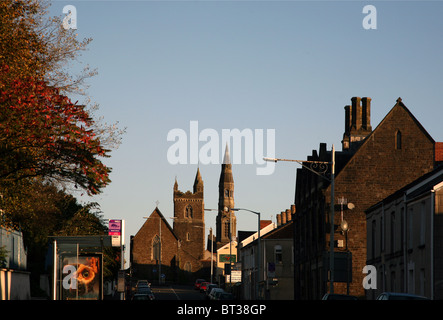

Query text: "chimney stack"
[281, 211, 286, 225]
[342, 97, 372, 151]
[286, 209, 291, 222]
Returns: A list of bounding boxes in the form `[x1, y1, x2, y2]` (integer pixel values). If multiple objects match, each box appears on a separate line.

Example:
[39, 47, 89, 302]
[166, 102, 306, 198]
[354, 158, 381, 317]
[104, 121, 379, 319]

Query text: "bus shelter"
[50, 235, 112, 300]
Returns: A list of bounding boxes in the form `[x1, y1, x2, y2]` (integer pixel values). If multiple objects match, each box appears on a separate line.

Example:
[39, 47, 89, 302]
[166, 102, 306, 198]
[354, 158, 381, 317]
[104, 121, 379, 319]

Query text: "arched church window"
[185, 205, 193, 219]
[396, 130, 402, 150]
[184, 262, 192, 272]
[152, 235, 161, 261]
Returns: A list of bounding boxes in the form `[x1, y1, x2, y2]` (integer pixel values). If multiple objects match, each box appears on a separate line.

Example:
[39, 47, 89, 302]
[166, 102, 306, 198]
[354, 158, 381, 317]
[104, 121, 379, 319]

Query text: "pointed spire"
[223, 143, 231, 165]
[174, 176, 178, 191]
[193, 168, 204, 193]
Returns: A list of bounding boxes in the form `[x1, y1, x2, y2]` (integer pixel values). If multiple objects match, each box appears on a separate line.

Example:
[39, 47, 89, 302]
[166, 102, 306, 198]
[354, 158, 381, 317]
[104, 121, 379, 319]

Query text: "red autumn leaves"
[0, 65, 111, 195]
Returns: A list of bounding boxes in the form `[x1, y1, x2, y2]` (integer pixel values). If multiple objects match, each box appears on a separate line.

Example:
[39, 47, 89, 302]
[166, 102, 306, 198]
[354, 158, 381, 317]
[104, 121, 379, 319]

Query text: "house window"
[420, 201, 426, 246]
[274, 245, 282, 264]
[391, 212, 396, 253]
[396, 130, 402, 149]
[371, 220, 376, 259]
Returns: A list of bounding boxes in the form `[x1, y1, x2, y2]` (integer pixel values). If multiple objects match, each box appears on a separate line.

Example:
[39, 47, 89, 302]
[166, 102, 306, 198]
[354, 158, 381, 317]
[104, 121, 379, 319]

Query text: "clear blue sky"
[49, 1, 443, 267]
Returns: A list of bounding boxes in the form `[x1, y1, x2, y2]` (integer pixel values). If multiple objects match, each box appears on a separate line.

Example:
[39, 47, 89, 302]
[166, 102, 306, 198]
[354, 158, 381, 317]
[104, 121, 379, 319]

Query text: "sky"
[48, 0, 443, 268]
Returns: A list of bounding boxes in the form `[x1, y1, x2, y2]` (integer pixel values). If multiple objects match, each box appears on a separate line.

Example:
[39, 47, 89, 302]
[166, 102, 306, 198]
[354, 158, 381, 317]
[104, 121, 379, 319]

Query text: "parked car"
[194, 279, 206, 290]
[205, 284, 219, 299]
[322, 293, 358, 300]
[208, 288, 224, 300]
[199, 281, 210, 293]
[376, 292, 429, 300]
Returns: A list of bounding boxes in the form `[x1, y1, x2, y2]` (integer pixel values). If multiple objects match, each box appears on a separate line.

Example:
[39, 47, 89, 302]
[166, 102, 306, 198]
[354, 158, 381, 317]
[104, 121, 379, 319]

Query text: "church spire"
[223, 143, 231, 164]
[193, 167, 204, 194]
[216, 143, 235, 248]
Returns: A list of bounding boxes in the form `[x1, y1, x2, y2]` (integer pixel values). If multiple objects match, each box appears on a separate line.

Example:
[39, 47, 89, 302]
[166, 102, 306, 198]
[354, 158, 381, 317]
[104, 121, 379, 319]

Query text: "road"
[150, 284, 205, 300]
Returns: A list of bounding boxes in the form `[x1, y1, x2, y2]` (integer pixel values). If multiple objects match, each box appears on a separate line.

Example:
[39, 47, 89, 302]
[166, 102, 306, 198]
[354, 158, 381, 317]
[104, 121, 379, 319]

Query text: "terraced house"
[293, 97, 438, 299]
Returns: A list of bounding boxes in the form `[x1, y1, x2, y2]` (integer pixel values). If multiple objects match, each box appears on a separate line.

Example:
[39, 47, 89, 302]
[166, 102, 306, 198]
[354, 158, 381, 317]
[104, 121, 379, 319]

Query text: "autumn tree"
[0, 0, 125, 194]
[0, 0, 95, 93]
[0, 65, 111, 195]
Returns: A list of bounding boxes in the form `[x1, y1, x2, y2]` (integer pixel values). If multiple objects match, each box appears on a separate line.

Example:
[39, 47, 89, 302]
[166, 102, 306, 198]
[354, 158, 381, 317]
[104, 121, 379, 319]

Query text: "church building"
[130, 146, 236, 283]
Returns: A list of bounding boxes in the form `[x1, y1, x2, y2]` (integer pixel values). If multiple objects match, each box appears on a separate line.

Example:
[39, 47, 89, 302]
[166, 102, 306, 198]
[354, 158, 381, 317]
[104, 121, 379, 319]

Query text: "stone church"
[130, 146, 236, 283]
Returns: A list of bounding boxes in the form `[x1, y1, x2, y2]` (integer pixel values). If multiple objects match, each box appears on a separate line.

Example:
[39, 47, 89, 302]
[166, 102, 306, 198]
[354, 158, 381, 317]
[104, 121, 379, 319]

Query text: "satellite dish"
[347, 203, 355, 210]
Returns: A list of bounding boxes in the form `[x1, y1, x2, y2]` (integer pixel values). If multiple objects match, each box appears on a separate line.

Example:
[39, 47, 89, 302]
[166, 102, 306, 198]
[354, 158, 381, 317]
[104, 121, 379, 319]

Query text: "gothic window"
[187, 232, 190, 241]
[396, 130, 402, 150]
[225, 189, 229, 197]
[184, 262, 192, 272]
[185, 205, 193, 219]
[152, 235, 161, 261]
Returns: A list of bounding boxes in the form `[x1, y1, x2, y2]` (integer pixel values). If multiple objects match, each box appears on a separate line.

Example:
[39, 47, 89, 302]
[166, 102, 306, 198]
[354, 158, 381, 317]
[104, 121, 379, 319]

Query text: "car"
[219, 292, 235, 300]
[199, 281, 210, 292]
[376, 292, 429, 300]
[205, 284, 219, 299]
[209, 288, 224, 300]
[135, 287, 155, 300]
[194, 279, 206, 290]
[321, 293, 358, 300]
[132, 292, 155, 301]
[136, 280, 151, 288]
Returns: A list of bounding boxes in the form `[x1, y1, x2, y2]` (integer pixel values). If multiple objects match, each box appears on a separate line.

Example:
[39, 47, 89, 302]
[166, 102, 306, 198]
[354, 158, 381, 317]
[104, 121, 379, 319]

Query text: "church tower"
[173, 168, 205, 260]
[216, 144, 236, 249]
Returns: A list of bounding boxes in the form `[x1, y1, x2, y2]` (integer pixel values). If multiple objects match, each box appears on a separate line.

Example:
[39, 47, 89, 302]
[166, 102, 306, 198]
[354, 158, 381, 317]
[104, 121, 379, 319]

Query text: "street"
[149, 284, 205, 300]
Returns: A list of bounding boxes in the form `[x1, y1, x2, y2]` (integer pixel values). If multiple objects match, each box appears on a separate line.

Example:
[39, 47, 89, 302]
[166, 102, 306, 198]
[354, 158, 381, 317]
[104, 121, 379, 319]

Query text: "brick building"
[130, 169, 208, 283]
[293, 97, 437, 299]
[130, 147, 237, 284]
[366, 165, 443, 300]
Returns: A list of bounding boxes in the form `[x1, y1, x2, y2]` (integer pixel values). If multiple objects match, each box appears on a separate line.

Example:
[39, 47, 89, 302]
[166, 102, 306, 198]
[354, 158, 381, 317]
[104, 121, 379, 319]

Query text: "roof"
[336, 98, 435, 183]
[366, 165, 443, 213]
[262, 220, 294, 240]
[133, 207, 178, 241]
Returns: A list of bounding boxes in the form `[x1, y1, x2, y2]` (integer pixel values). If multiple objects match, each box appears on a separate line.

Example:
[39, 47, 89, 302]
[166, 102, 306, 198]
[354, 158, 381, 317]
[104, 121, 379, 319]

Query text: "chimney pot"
[281, 211, 287, 224]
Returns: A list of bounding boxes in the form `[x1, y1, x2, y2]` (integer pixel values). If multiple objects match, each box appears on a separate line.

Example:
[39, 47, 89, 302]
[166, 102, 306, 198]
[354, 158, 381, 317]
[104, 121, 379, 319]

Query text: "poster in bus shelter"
[61, 254, 102, 300]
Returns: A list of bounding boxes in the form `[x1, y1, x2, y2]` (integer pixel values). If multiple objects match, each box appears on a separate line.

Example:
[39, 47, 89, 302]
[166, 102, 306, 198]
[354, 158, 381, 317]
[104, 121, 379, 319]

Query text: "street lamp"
[264, 144, 336, 294]
[195, 225, 214, 283]
[230, 207, 261, 300]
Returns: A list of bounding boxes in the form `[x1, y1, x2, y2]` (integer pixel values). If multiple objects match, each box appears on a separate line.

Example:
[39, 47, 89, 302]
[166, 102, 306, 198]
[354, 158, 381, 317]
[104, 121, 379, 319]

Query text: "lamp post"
[264, 144, 336, 294]
[230, 208, 261, 300]
[195, 225, 214, 283]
